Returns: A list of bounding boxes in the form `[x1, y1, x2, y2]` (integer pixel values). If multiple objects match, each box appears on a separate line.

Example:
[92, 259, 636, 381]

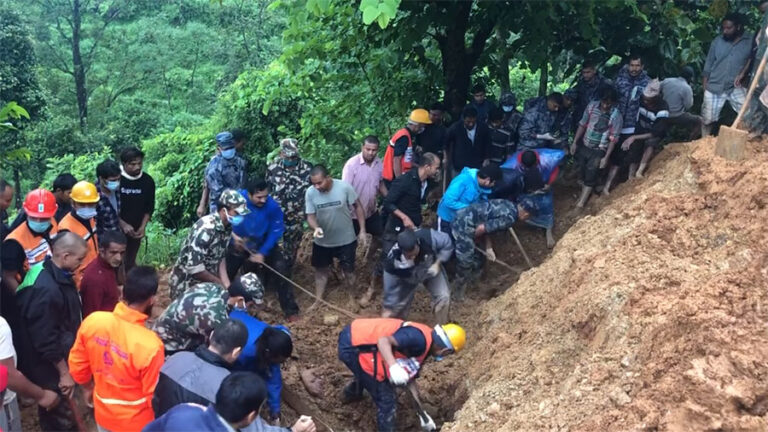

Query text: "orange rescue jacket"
[382, 128, 414, 181]
[58, 213, 98, 288]
[68, 302, 164, 432]
[6, 220, 59, 282]
[350, 318, 433, 382]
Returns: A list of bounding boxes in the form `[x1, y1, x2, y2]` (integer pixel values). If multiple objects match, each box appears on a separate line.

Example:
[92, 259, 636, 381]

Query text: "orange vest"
[350, 318, 433, 382]
[58, 213, 98, 288]
[68, 302, 165, 432]
[382, 128, 414, 181]
[6, 220, 59, 281]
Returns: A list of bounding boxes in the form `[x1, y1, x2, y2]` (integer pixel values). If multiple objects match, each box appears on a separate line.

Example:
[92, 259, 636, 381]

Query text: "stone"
[323, 314, 339, 326]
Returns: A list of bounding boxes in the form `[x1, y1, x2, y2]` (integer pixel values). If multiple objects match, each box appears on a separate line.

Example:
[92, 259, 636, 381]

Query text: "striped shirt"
[578, 101, 623, 150]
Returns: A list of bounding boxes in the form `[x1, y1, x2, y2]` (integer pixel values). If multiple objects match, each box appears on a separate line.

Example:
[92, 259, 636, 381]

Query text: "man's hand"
[196, 204, 206, 218]
[570, 142, 578, 155]
[135, 225, 146, 239]
[621, 136, 635, 151]
[82, 385, 94, 408]
[248, 253, 265, 264]
[231, 233, 246, 251]
[426, 262, 440, 278]
[291, 416, 317, 432]
[58, 372, 75, 398]
[734, 72, 745, 88]
[120, 221, 136, 237]
[313, 227, 324, 239]
[38, 389, 60, 410]
[485, 248, 496, 262]
[599, 157, 609, 169]
[474, 223, 486, 237]
[388, 363, 409, 386]
[358, 232, 369, 250]
[419, 412, 437, 431]
[401, 215, 416, 230]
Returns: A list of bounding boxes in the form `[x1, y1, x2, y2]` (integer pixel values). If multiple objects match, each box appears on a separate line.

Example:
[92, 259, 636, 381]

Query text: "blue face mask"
[76, 207, 97, 220]
[283, 158, 298, 167]
[227, 212, 244, 226]
[502, 105, 514, 112]
[221, 148, 237, 160]
[28, 219, 51, 233]
[106, 180, 120, 191]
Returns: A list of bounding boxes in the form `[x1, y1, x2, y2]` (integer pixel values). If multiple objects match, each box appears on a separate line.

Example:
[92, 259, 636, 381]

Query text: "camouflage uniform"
[153, 273, 264, 354]
[169, 190, 250, 300]
[265, 139, 312, 265]
[204, 143, 247, 214]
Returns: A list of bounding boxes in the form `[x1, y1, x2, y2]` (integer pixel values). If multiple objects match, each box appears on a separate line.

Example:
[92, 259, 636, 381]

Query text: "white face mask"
[120, 165, 143, 181]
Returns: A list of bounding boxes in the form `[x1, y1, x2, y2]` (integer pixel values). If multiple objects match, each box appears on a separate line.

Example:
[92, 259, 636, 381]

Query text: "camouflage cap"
[564, 88, 578, 101]
[279, 138, 299, 157]
[218, 189, 250, 215]
[500, 92, 517, 107]
[216, 131, 236, 150]
[238, 272, 265, 304]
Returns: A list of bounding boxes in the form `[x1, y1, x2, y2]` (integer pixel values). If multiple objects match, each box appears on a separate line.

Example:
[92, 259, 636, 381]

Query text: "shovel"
[715, 27, 768, 160]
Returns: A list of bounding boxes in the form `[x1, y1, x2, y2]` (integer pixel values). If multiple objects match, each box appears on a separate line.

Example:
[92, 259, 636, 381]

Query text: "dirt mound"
[441, 137, 768, 432]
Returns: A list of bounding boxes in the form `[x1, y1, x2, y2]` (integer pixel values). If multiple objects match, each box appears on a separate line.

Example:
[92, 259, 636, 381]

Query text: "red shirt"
[80, 256, 120, 317]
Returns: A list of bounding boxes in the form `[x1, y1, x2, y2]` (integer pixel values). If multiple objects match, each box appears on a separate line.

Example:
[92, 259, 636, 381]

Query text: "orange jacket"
[58, 213, 98, 288]
[68, 302, 164, 432]
[350, 318, 433, 382]
[6, 220, 59, 282]
[382, 128, 414, 181]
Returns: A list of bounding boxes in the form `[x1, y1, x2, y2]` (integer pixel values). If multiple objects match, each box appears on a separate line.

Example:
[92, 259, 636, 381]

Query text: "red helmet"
[23, 189, 58, 218]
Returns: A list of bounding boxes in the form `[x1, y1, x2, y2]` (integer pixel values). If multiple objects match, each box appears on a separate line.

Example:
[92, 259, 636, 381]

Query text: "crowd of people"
[0, 11, 757, 432]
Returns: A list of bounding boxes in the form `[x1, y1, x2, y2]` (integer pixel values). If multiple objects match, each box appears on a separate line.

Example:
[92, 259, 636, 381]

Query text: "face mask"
[502, 105, 514, 112]
[227, 212, 244, 226]
[76, 208, 97, 220]
[28, 219, 51, 233]
[106, 180, 120, 191]
[283, 158, 298, 167]
[221, 148, 237, 159]
[120, 165, 143, 181]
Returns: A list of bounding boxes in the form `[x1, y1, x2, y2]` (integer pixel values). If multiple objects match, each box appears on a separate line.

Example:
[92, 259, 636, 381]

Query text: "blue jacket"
[229, 310, 285, 417]
[232, 191, 284, 256]
[437, 167, 491, 223]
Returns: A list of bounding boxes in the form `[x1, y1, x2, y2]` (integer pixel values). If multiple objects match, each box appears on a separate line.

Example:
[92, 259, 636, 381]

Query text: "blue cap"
[216, 132, 236, 149]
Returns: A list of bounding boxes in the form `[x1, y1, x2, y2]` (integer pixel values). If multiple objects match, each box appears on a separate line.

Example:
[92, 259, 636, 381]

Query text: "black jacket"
[15, 258, 82, 389]
[447, 121, 490, 171]
[383, 169, 426, 232]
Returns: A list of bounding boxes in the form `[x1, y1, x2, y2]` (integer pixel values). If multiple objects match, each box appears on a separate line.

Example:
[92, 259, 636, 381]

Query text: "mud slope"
[443, 137, 768, 432]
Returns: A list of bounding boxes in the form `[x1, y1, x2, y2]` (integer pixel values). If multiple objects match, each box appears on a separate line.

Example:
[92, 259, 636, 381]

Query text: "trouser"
[437, 217, 453, 241]
[382, 271, 450, 322]
[124, 235, 142, 271]
[338, 327, 397, 432]
[281, 222, 305, 267]
[575, 146, 606, 187]
[38, 391, 77, 432]
[226, 245, 300, 316]
[702, 88, 746, 125]
[0, 398, 21, 432]
[666, 113, 702, 140]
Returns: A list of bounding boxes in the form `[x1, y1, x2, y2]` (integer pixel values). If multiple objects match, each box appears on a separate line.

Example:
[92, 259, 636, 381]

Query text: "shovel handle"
[734, 28, 768, 128]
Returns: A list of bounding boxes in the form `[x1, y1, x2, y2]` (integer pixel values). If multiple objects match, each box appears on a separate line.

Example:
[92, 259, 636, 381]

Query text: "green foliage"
[0, 102, 30, 131]
[41, 147, 115, 188]
[136, 221, 189, 268]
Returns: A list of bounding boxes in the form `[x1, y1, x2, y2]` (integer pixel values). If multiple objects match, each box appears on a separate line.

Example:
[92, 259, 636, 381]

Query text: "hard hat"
[408, 109, 432, 125]
[23, 189, 58, 219]
[70, 181, 100, 204]
[435, 323, 466, 352]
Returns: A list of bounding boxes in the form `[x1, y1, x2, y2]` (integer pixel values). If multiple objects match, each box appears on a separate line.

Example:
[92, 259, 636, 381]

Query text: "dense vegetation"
[0, 0, 762, 264]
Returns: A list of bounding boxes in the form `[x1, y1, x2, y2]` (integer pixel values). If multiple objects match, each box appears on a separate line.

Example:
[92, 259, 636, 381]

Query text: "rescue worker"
[338, 318, 466, 432]
[58, 181, 100, 287]
[382, 229, 453, 324]
[500, 91, 523, 142]
[382, 109, 432, 185]
[436, 164, 501, 238]
[153, 273, 264, 355]
[95, 159, 123, 236]
[68, 266, 165, 432]
[201, 132, 247, 215]
[230, 309, 293, 425]
[168, 189, 250, 300]
[265, 138, 313, 266]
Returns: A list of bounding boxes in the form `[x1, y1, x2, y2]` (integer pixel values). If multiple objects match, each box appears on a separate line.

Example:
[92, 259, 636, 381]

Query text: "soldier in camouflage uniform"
[169, 189, 250, 300]
[203, 131, 247, 213]
[265, 138, 312, 265]
[452, 199, 531, 299]
[153, 273, 264, 355]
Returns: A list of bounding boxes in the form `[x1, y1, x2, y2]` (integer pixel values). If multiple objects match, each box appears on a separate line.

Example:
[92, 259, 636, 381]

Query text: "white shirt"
[466, 126, 476, 143]
[0, 317, 17, 405]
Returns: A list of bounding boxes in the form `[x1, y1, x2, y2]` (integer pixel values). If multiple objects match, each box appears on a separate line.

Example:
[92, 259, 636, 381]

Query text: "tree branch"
[83, 6, 121, 72]
[468, 16, 498, 63]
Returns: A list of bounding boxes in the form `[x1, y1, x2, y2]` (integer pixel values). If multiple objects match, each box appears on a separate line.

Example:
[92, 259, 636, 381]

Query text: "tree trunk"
[13, 167, 21, 211]
[71, 0, 88, 132]
[538, 60, 548, 97]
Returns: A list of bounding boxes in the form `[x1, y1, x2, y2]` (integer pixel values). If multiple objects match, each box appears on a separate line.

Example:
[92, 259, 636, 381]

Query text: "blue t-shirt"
[392, 326, 428, 357]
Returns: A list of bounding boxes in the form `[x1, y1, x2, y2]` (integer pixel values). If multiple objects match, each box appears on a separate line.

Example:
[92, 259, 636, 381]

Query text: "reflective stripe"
[95, 392, 147, 406]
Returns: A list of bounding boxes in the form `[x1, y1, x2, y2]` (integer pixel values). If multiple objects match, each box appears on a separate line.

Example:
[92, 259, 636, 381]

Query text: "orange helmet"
[23, 189, 58, 218]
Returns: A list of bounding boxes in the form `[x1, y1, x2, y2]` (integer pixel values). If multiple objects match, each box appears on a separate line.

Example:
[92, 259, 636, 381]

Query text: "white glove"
[388, 364, 409, 386]
[485, 248, 496, 262]
[426, 262, 440, 277]
[419, 412, 436, 431]
[313, 227, 324, 239]
[536, 133, 555, 141]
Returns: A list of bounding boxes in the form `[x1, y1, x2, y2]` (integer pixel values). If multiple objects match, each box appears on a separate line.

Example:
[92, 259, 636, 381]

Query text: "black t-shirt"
[1, 239, 25, 274]
[54, 202, 72, 223]
[417, 123, 447, 157]
[119, 173, 156, 228]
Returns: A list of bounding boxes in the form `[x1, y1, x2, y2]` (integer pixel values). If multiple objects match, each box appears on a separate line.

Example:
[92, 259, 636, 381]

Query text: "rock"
[300, 368, 323, 397]
[608, 388, 631, 406]
[621, 355, 633, 368]
[487, 402, 501, 416]
[323, 314, 339, 326]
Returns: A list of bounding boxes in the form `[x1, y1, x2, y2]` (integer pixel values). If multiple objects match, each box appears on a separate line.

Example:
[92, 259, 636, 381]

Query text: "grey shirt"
[703, 33, 754, 94]
[305, 179, 358, 248]
[661, 77, 694, 117]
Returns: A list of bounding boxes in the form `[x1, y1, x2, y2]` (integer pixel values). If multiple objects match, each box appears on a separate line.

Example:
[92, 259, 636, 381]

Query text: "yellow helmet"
[70, 181, 100, 204]
[408, 108, 432, 125]
[436, 323, 466, 352]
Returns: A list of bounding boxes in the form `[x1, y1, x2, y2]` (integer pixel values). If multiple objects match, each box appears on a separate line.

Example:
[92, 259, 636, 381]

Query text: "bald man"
[15, 232, 87, 431]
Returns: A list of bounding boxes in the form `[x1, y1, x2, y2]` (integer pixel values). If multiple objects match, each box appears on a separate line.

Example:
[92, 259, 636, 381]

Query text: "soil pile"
[441, 137, 768, 431]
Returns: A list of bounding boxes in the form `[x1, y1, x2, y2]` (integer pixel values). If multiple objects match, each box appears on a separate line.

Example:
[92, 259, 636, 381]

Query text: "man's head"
[361, 135, 380, 164]
[227, 273, 265, 307]
[628, 55, 644, 77]
[428, 102, 445, 125]
[51, 231, 88, 272]
[209, 319, 248, 364]
[722, 13, 745, 41]
[98, 230, 127, 268]
[430, 323, 466, 357]
[407, 109, 431, 134]
[0, 180, 14, 212]
[256, 327, 293, 365]
[309, 165, 333, 193]
[581, 61, 598, 82]
[23, 189, 58, 234]
[279, 138, 300, 167]
[120, 147, 145, 177]
[563, 89, 577, 110]
[396, 229, 420, 261]
[418, 152, 441, 181]
[471, 84, 487, 105]
[462, 106, 478, 130]
[477, 164, 502, 189]
[599, 86, 619, 112]
[499, 92, 517, 113]
[214, 372, 268, 428]
[245, 178, 270, 208]
[96, 160, 121, 193]
[642, 79, 662, 105]
[521, 150, 538, 169]
[546, 93, 564, 112]
[52, 173, 77, 206]
[231, 128, 247, 152]
[216, 132, 237, 160]
[70, 181, 100, 220]
[123, 266, 159, 315]
[680, 65, 695, 83]
[217, 189, 251, 228]
[488, 107, 504, 128]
